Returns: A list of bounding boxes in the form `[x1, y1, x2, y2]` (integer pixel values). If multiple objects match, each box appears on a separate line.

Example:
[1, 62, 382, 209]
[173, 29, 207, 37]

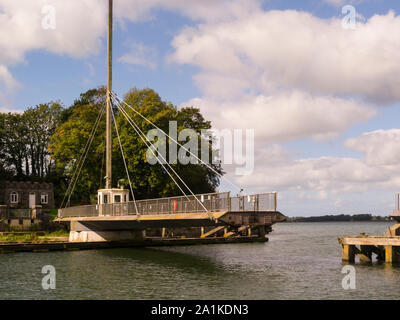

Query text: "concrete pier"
[0, 234, 268, 254]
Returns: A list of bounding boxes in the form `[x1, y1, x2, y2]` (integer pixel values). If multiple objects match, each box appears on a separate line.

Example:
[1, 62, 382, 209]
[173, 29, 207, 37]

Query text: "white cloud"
[185, 91, 376, 142]
[170, 10, 400, 103]
[345, 129, 400, 166]
[0, 65, 20, 106]
[0, 0, 260, 105]
[237, 155, 381, 193]
[0, 0, 106, 65]
[229, 129, 400, 201]
[0, 0, 107, 106]
[118, 42, 157, 69]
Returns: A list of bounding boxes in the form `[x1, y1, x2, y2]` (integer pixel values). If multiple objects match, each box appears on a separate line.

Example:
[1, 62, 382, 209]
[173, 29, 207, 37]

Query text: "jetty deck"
[338, 235, 400, 263]
[339, 194, 400, 264]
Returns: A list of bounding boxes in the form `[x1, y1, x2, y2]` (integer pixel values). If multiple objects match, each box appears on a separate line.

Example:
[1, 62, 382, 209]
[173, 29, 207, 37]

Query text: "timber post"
[342, 244, 356, 263]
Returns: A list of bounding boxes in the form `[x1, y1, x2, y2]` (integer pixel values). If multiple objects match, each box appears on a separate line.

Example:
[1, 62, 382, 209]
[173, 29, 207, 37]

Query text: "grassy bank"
[0, 230, 69, 244]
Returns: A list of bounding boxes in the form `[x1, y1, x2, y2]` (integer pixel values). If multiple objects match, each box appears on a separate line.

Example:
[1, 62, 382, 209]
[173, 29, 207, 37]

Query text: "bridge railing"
[58, 192, 278, 218]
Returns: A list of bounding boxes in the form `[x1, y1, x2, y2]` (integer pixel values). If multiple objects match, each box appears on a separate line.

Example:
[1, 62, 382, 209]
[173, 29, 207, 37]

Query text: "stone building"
[0, 181, 55, 230]
[0, 181, 54, 209]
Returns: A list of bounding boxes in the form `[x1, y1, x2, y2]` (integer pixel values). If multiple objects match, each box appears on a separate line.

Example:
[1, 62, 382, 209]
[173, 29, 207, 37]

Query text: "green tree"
[0, 113, 12, 180]
[49, 87, 222, 205]
[23, 102, 63, 178]
[2, 112, 28, 177]
[49, 100, 105, 205]
[115, 88, 222, 199]
[0, 102, 63, 180]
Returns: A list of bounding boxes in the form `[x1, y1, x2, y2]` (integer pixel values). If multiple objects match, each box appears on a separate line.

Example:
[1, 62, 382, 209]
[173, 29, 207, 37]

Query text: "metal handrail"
[58, 192, 278, 218]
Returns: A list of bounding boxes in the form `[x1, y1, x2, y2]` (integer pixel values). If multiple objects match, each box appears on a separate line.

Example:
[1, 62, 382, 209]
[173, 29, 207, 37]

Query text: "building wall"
[0, 181, 55, 209]
[6, 218, 41, 231]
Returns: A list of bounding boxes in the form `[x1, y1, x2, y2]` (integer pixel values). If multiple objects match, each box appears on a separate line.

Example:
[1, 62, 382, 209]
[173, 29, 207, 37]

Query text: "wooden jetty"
[339, 194, 400, 263]
[339, 230, 400, 263]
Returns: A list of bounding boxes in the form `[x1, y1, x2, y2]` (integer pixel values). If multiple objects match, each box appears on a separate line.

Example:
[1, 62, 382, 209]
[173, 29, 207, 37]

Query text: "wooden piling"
[385, 245, 394, 263]
[342, 244, 356, 263]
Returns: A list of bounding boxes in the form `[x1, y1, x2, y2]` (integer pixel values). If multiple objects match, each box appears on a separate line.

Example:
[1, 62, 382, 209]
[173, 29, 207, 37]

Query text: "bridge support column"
[69, 222, 145, 243]
[69, 231, 145, 242]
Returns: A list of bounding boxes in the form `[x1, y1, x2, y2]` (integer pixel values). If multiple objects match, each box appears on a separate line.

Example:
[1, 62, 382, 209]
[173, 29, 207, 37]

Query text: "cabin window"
[114, 195, 121, 203]
[103, 194, 108, 204]
[10, 192, 18, 204]
[41, 193, 48, 204]
[124, 195, 127, 202]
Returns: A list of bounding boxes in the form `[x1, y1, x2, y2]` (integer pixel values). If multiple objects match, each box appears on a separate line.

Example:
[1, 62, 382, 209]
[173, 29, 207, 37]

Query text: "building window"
[104, 194, 108, 204]
[114, 195, 121, 203]
[41, 193, 48, 204]
[10, 192, 18, 204]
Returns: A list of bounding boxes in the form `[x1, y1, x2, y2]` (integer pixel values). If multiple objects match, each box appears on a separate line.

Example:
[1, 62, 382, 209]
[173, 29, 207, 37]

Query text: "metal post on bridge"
[105, 0, 113, 190]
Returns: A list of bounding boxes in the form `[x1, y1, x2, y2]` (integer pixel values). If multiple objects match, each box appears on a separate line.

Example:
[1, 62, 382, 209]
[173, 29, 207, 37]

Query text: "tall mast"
[106, 0, 113, 189]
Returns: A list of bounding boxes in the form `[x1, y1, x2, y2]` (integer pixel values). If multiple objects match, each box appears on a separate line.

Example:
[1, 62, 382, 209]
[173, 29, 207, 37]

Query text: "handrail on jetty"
[58, 192, 278, 218]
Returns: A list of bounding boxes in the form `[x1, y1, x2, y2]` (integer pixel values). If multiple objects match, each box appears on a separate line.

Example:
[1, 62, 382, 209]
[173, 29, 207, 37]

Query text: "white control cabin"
[98, 188, 129, 205]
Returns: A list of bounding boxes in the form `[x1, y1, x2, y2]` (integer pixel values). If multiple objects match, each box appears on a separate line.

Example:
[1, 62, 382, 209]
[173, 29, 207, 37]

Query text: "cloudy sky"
[1, 0, 400, 216]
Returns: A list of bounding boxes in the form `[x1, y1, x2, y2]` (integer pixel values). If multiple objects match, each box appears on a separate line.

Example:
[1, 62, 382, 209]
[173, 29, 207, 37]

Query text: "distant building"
[0, 181, 55, 230]
[0, 181, 54, 209]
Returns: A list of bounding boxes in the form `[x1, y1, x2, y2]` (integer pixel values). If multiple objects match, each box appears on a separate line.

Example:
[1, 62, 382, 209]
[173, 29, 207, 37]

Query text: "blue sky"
[2, 0, 400, 216]
[8, 0, 399, 109]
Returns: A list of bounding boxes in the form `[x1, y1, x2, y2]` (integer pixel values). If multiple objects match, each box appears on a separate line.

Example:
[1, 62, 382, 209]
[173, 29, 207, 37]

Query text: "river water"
[1, 222, 399, 300]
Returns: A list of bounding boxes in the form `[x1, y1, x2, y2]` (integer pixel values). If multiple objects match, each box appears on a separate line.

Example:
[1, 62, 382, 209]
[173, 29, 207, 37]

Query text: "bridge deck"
[56, 192, 284, 230]
[56, 210, 286, 230]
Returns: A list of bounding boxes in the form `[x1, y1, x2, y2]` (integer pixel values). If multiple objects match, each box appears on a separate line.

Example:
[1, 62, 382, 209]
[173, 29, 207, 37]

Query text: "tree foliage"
[115, 88, 222, 199]
[48, 87, 222, 205]
[0, 87, 222, 206]
[49, 93, 105, 205]
[0, 102, 62, 180]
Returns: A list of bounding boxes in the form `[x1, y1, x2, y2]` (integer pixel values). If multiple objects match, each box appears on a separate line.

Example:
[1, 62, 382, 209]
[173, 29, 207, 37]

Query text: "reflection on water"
[1, 222, 400, 299]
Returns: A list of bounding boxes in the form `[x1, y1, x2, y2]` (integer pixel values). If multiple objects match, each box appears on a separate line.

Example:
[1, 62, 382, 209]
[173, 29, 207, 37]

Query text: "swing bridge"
[55, 0, 286, 242]
[57, 191, 284, 230]
[55, 88, 286, 241]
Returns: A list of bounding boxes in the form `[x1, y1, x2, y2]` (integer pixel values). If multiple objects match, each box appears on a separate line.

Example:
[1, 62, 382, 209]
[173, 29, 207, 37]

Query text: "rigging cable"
[110, 100, 139, 215]
[112, 96, 212, 218]
[111, 92, 243, 194]
[62, 104, 105, 208]
[113, 97, 191, 203]
[98, 139, 106, 188]
[61, 104, 105, 208]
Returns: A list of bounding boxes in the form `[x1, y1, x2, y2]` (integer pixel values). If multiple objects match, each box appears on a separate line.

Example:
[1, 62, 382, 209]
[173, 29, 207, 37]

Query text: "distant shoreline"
[284, 214, 391, 223]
